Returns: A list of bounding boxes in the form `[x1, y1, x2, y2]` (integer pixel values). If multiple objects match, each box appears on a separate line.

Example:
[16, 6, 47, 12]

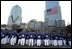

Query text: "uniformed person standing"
[57, 35, 63, 46]
[36, 33, 41, 46]
[10, 30, 17, 45]
[20, 31, 26, 45]
[49, 33, 54, 46]
[1, 29, 8, 44]
[44, 34, 50, 46]
[1, 30, 6, 44]
[18, 32, 22, 45]
[33, 32, 36, 46]
[28, 32, 34, 46]
[62, 35, 66, 46]
[53, 35, 58, 46]
[66, 35, 71, 46]
[25, 32, 30, 46]
[68, 36, 71, 46]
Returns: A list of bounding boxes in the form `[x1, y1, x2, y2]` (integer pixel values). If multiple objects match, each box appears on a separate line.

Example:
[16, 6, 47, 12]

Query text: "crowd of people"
[1, 29, 71, 47]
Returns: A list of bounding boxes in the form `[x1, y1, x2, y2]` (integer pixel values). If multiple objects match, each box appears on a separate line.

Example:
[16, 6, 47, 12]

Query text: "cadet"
[49, 33, 54, 46]
[25, 32, 30, 46]
[18, 32, 22, 45]
[20, 31, 26, 45]
[1, 29, 8, 44]
[28, 32, 34, 46]
[10, 30, 17, 45]
[36, 33, 41, 46]
[68, 36, 71, 46]
[53, 35, 58, 46]
[57, 35, 63, 46]
[44, 34, 50, 46]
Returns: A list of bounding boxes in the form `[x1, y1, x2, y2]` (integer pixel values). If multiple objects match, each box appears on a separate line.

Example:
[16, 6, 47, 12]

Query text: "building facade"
[8, 5, 22, 25]
[44, 1, 65, 32]
[45, 1, 62, 26]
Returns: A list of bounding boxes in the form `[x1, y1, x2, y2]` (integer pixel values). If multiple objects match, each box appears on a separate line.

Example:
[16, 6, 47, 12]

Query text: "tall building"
[8, 5, 22, 25]
[45, 1, 62, 26]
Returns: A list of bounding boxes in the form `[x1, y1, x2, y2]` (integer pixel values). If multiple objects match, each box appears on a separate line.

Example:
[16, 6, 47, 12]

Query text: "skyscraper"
[8, 5, 22, 25]
[45, 1, 62, 26]
[44, 1, 65, 33]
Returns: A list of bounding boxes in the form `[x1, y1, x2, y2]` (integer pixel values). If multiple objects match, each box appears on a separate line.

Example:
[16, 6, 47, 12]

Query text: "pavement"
[1, 44, 71, 48]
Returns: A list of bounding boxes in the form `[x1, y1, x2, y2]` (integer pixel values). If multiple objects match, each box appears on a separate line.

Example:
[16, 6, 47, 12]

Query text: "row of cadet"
[1, 29, 71, 46]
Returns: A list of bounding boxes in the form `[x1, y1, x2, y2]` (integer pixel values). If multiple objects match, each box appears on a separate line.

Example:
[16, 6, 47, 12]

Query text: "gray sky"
[1, 1, 71, 26]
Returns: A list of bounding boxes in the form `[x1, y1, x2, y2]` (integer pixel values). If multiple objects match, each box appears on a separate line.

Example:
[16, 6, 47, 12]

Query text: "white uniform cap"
[22, 35, 24, 37]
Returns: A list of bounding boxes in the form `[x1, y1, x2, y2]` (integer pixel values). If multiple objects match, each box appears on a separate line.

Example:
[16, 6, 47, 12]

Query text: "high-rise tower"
[45, 1, 62, 26]
[8, 5, 22, 25]
[44, 1, 65, 33]
[7, 5, 22, 29]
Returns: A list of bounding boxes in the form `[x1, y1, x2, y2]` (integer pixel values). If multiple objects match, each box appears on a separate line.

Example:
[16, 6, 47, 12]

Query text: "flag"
[46, 7, 58, 15]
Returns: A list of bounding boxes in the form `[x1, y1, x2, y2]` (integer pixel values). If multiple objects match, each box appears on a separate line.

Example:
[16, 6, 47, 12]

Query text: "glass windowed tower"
[45, 1, 62, 26]
[8, 5, 22, 25]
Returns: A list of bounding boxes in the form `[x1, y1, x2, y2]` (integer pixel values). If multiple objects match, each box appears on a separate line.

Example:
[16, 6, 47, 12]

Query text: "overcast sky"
[1, 1, 71, 26]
